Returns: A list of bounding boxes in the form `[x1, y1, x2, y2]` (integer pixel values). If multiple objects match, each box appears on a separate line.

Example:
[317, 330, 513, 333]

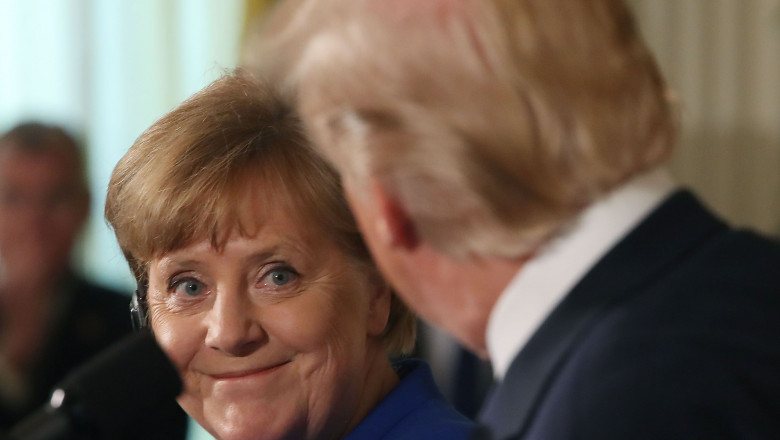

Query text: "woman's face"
[147, 203, 392, 440]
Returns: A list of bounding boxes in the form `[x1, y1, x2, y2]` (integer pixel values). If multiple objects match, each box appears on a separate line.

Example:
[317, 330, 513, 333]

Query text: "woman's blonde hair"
[105, 70, 415, 356]
[249, 0, 677, 258]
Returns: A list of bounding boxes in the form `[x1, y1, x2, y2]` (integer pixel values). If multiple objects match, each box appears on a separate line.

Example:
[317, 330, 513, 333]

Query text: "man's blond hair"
[248, 0, 676, 258]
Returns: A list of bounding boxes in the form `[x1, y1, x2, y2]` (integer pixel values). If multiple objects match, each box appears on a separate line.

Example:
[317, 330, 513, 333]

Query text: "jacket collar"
[479, 191, 727, 439]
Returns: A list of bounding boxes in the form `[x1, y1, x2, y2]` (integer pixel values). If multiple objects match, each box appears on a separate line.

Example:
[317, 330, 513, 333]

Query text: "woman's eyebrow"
[155, 257, 203, 273]
[243, 249, 281, 267]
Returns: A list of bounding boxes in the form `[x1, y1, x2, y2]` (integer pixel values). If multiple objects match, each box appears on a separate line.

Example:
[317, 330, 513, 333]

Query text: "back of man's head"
[250, 0, 676, 258]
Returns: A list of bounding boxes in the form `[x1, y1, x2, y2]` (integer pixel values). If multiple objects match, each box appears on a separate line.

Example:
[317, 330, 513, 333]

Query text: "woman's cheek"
[150, 310, 199, 370]
[267, 297, 337, 352]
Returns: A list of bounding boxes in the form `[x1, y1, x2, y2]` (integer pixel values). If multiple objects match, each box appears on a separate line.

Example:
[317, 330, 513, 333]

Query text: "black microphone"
[7, 330, 182, 440]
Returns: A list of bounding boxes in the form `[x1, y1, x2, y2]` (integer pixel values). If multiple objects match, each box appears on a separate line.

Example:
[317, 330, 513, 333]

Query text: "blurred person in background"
[0, 122, 188, 439]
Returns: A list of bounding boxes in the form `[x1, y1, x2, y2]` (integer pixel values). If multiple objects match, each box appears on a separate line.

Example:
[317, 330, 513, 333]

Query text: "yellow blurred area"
[243, 0, 279, 42]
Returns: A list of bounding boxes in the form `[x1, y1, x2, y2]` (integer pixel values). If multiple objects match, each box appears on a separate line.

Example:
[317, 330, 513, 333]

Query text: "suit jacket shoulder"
[481, 191, 780, 440]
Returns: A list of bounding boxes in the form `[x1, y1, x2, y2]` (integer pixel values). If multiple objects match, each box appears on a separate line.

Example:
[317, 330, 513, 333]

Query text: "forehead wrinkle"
[153, 255, 205, 276]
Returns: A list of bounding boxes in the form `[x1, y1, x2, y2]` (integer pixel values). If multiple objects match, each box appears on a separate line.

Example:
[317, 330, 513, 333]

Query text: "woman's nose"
[204, 288, 265, 356]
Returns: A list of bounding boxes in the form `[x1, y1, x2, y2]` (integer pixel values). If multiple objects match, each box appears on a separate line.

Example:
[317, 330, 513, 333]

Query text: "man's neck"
[437, 254, 529, 358]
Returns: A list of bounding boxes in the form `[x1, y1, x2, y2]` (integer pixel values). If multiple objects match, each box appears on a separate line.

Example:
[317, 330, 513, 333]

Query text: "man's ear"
[369, 179, 419, 250]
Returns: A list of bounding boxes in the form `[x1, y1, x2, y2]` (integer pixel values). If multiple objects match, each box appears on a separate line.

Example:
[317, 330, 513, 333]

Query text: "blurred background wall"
[631, 0, 780, 236]
[0, 0, 247, 295]
[0, 1, 778, 439]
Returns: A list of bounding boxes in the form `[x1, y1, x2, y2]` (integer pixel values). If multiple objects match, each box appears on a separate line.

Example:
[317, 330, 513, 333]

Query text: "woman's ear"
[366, 277, 393, 337]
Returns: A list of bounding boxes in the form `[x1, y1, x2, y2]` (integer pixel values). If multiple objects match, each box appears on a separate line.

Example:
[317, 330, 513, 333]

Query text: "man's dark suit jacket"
[479, 191, 780, 439]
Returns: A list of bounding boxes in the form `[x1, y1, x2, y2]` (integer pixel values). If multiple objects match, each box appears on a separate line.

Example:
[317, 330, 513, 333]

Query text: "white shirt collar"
[486, 168, 677, 379]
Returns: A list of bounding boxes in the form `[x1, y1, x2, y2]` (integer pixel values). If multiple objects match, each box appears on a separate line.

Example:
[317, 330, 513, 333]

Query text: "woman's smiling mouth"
[208, 360, 292, 381]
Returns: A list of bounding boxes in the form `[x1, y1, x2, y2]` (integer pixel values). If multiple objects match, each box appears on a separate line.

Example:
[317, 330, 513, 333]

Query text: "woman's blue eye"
[267, 268, 297, 286]
[173, 279, 205, 297]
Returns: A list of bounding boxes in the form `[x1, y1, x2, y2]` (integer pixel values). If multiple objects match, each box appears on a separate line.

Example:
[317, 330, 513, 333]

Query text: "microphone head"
[53, 329, 182, 437]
